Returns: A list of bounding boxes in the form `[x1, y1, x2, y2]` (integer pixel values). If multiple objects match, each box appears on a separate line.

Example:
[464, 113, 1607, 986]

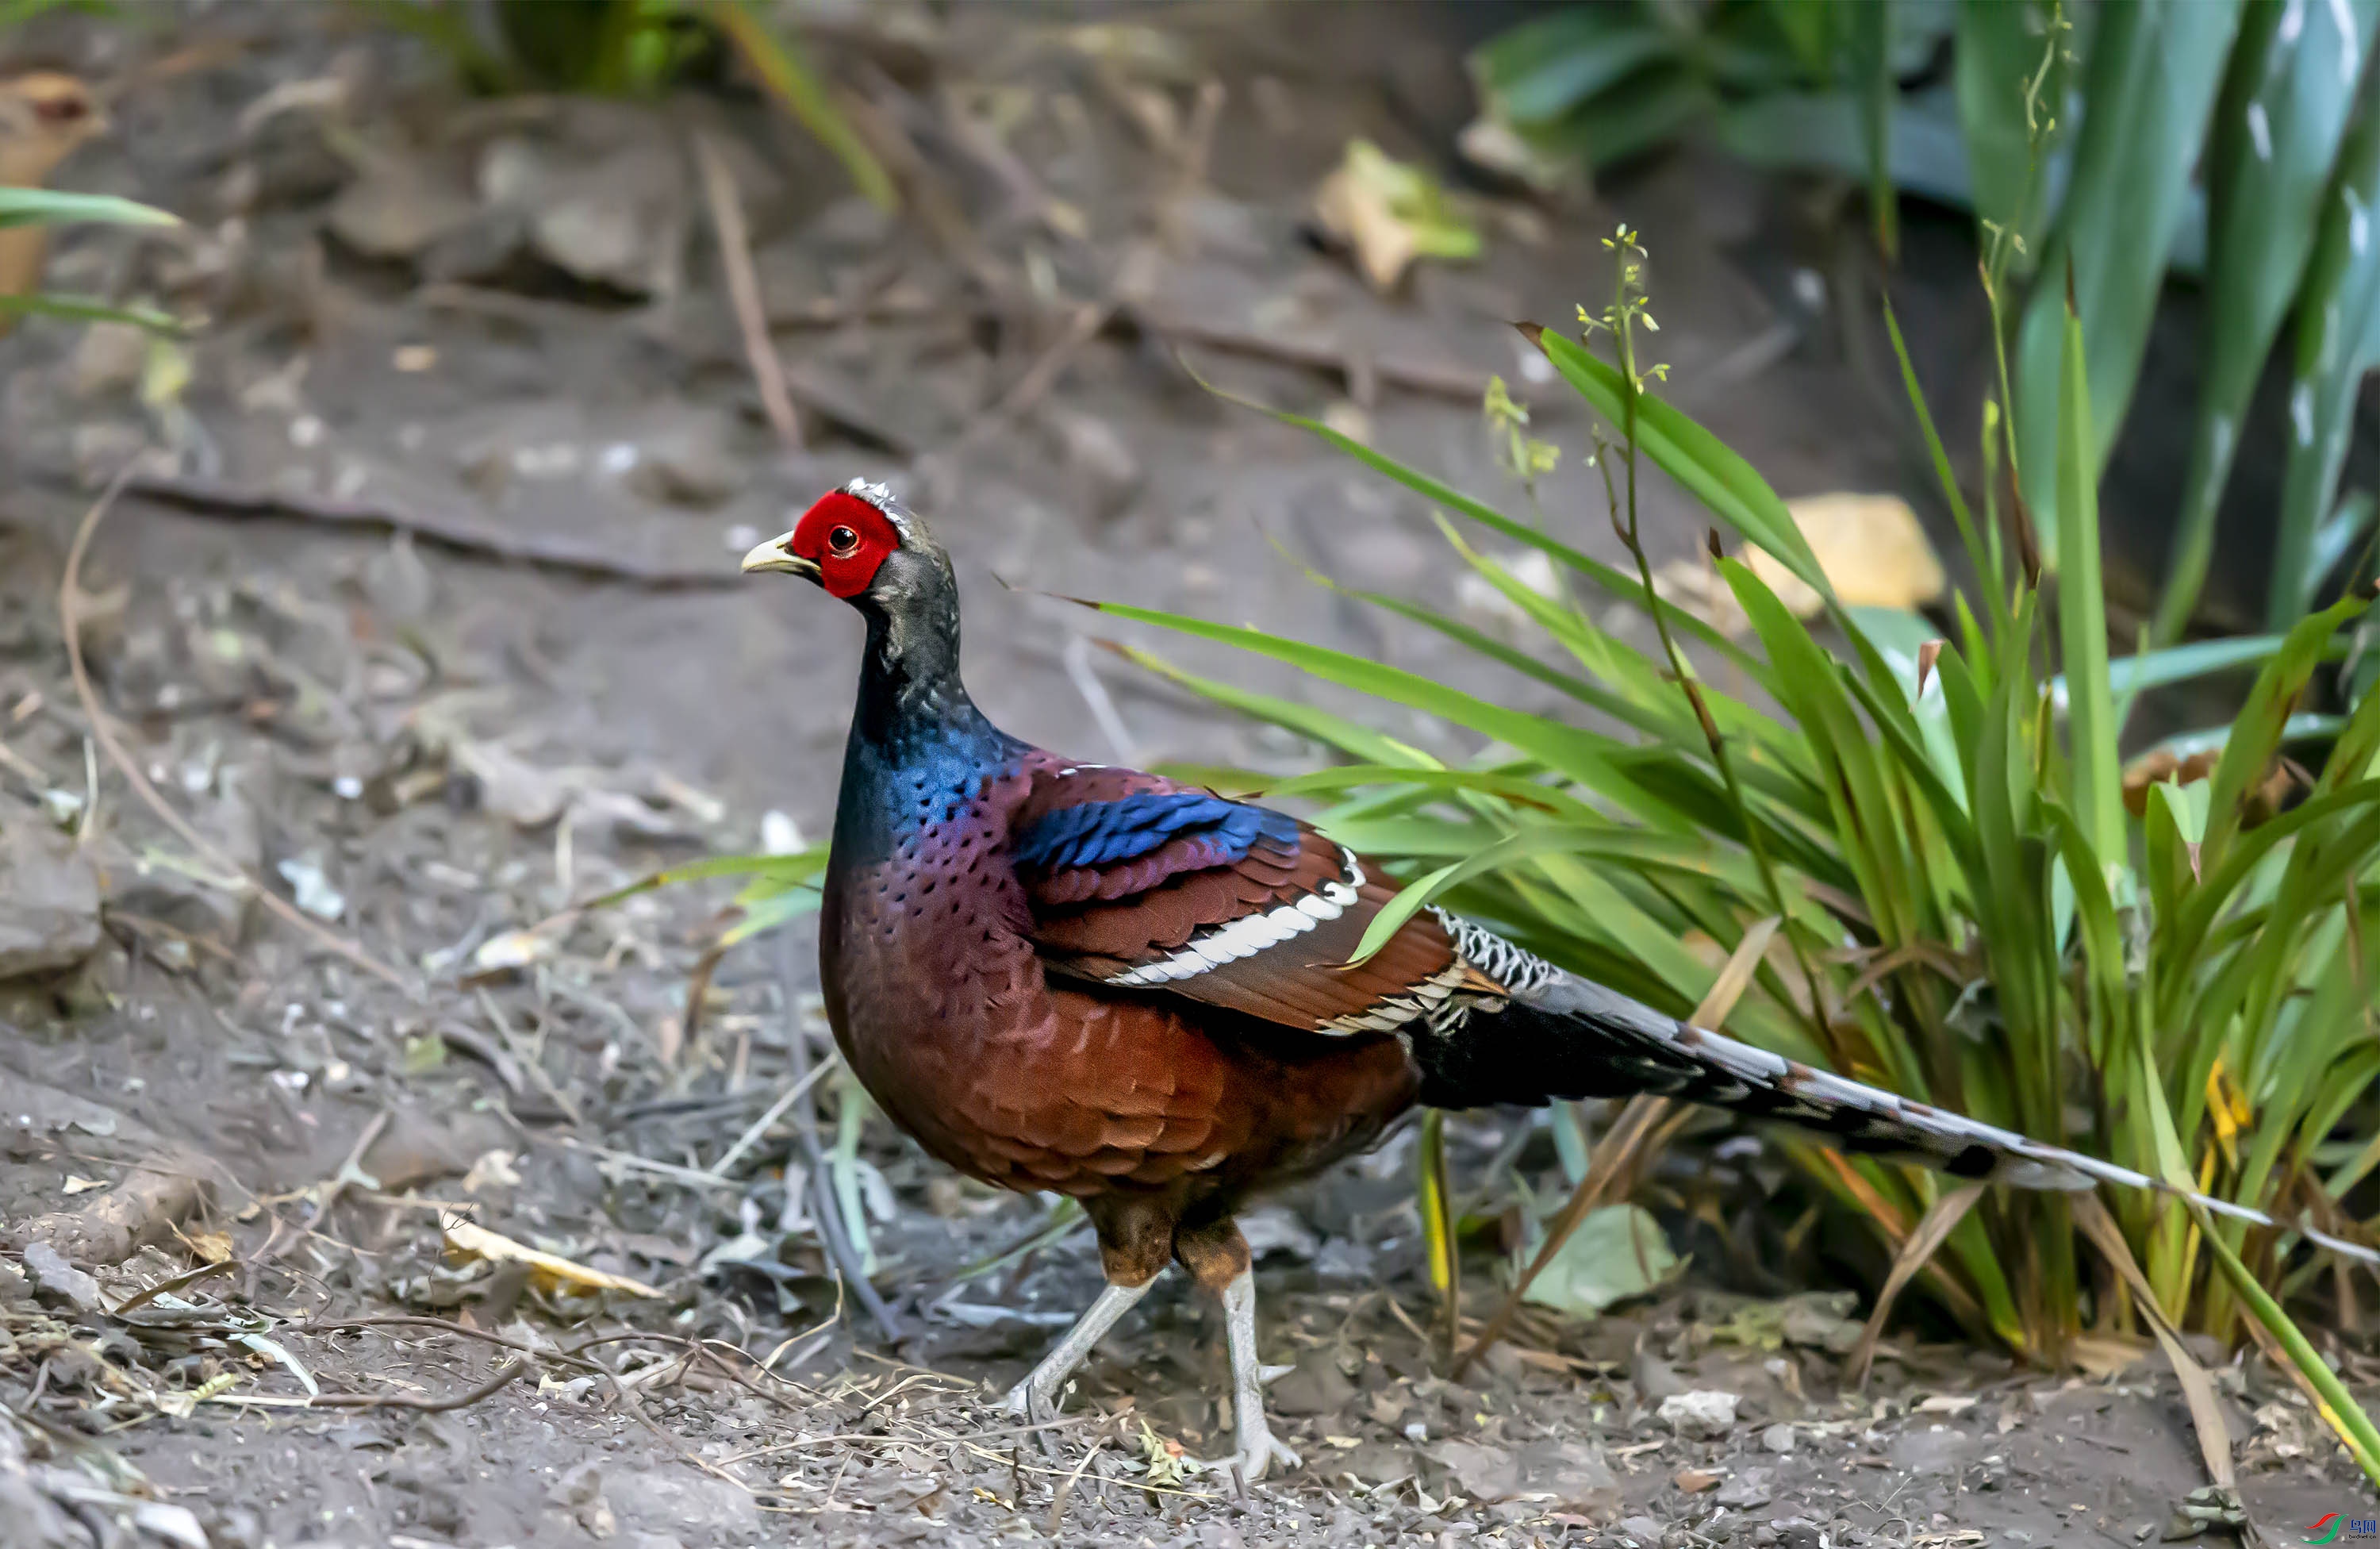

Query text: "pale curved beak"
[740, 530, 818, 580]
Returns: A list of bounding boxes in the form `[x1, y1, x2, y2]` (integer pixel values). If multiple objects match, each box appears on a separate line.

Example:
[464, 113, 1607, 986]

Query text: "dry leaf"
[1313, 139, 1482, 292]
[443, 1219, 662, 1298]
[62, 1174, 106, 1194]
[1746, 494, 1946, 617]
[2121, 745, 2303, 825]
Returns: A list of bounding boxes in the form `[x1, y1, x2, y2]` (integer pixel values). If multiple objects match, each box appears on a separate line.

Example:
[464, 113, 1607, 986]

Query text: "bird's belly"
[821, 861, 1415, 1201]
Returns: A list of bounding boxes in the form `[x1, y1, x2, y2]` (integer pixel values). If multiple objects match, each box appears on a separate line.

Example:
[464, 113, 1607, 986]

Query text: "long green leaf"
[2012, 0, 2244, 548]
[2158, 0, 2378, 644]
[1526, 325, 1831, 598]
[2271, 92, 2380, 628]
[0, 187, 178, 230]
[703, 0, 896, 211]
[2055, 295, 2125, 869]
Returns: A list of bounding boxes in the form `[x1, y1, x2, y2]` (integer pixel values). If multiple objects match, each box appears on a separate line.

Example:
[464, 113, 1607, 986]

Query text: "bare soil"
[0, 5, 2370, 1547]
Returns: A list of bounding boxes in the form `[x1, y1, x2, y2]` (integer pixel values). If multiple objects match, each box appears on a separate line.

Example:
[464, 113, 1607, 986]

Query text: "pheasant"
[743, 478, 2379, 1483]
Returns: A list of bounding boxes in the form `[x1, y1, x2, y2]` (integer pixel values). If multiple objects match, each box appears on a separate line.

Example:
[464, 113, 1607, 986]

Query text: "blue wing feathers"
[1012, 794, 1299, 872]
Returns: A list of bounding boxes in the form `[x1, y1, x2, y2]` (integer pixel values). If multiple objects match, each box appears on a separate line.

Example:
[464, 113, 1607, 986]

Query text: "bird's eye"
[827, 525, 859, 557]
[34, 96, 87, 124]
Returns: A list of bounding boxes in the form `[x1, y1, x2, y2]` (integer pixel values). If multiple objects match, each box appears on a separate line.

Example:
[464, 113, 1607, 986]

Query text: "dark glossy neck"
[850, 593, 988, 748]
[834, 566, 1015, 863]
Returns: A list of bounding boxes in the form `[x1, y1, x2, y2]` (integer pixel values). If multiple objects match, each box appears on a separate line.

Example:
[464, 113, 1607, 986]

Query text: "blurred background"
[1, 2, 2377, 1544]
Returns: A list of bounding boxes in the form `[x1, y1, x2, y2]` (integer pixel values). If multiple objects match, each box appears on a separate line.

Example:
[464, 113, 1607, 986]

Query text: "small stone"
[21, 1241, 101, 1313]
[1658, 1389, 1739, 1440]
[1716, 1466, 1774, 1509]
[0, 812, 102, 978]
[1761, 1422, 1797, 1455]
[327, 158, 477, 261]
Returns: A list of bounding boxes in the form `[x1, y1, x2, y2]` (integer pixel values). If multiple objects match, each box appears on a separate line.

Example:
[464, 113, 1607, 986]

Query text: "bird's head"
[0, 72, 106, 185]
[741, 479, 950, 607]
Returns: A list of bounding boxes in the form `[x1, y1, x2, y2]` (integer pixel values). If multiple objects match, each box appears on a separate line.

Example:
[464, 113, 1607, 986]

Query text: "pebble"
[1762, 1422, 1798, 1454]
[1657, 1389, 1740, 1439]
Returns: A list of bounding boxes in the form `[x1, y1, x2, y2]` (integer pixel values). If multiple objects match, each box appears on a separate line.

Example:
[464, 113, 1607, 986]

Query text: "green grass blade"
[0, 187, 178, 229]
[2157, 0, 2378, 644]
[583, 846, 829, 909]
[1525, 325, 1830, 598]
[2201, 595, 2371, 873]
[2271, 93, 2380, 628]
[703, 0, 897, 210]
[2054, 294, 2125, 871]
[2193, 1204, 2380, 1486]
[0, 293, 181, 332]
[2012, 0, 2244, 549]
[1088, 601, 1696, 828]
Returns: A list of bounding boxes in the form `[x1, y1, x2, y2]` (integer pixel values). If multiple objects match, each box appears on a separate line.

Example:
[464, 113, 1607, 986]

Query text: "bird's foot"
[1207, 1413, 1301, 1486]
[1001, 1374, 1068, 1459]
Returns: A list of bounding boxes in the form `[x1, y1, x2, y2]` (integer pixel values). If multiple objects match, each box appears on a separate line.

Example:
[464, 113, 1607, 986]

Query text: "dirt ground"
[0, 4, 2372, 1547]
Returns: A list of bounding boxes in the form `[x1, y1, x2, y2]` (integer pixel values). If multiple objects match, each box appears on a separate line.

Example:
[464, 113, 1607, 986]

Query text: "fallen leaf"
[1673, 1466, 1724, 1493]
[62, 1174, 106, 1194]
[1746, 493, 1946, 617]
[1313, 138, 1482, 292]
[443, 1218, 662, 1298]
[1914, 1393, 1979, 1415]
[1519, 1203, 1680, 1317]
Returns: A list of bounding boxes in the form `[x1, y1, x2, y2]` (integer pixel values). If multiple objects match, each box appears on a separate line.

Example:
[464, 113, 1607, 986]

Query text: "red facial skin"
[789, 491, 900, 598]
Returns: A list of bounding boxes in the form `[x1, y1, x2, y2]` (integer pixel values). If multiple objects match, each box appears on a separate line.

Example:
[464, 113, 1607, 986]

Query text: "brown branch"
[60, 473, 418, 994]
[693, 129, 803, 450]
[116, 471, 735, 588]
[306, 1356, 528, 1413]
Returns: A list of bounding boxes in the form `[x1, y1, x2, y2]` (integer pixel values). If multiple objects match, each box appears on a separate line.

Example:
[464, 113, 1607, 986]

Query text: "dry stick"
[1046, 1416, 1113, 1536]
[1847, 1182, 1987, 1388]
[113, 471, 734, 587]
[305, 1356, 528, 1413]
[59, 473, 416, 994]
[297, 1314, 601, 1371]
[708, 1052, 843, 1179]
[693, 128, 803, 450]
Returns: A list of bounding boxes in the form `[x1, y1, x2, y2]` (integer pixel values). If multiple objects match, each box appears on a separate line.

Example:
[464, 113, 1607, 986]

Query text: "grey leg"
[1003, 1279, 1152, 1423]
[1214, 1267, 1300, 1483]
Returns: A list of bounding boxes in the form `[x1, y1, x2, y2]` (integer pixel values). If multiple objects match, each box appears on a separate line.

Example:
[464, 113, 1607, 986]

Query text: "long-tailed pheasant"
[743, 478, 2377, 1483]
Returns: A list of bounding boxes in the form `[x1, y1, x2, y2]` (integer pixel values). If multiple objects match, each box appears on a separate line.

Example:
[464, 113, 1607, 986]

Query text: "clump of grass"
[1088, 229, 2380, 1478]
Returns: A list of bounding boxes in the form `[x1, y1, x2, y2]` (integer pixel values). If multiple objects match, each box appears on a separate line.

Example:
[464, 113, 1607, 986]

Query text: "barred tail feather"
[1411, 955, 2380, 1269]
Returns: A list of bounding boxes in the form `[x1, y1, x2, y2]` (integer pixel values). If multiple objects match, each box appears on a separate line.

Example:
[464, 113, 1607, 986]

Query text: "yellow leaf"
[443, 1219, 663, 1298]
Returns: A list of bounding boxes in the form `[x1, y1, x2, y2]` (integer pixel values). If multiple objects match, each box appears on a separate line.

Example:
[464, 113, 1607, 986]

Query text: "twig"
[296, 1315, 601, 1370]
[59, 472, 417, 994]
[305, 1356, 527, 1413]
[1046, 1416, 1112, 1535]
[708, 1052, 844, 1179]
[113, 471, 735, 587]
[693, 129, 803, 449]
[1139, 310, 1541, 404]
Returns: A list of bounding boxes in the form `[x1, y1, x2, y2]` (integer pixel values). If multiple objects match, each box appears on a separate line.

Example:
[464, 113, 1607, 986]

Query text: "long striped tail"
[1414, 935, 2379, 1267]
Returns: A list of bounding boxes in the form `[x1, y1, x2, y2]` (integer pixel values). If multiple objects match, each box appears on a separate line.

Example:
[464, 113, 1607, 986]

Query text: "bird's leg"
[1002, 1279, 1150, 1426]
[1216, 1266, 1300, 1483]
